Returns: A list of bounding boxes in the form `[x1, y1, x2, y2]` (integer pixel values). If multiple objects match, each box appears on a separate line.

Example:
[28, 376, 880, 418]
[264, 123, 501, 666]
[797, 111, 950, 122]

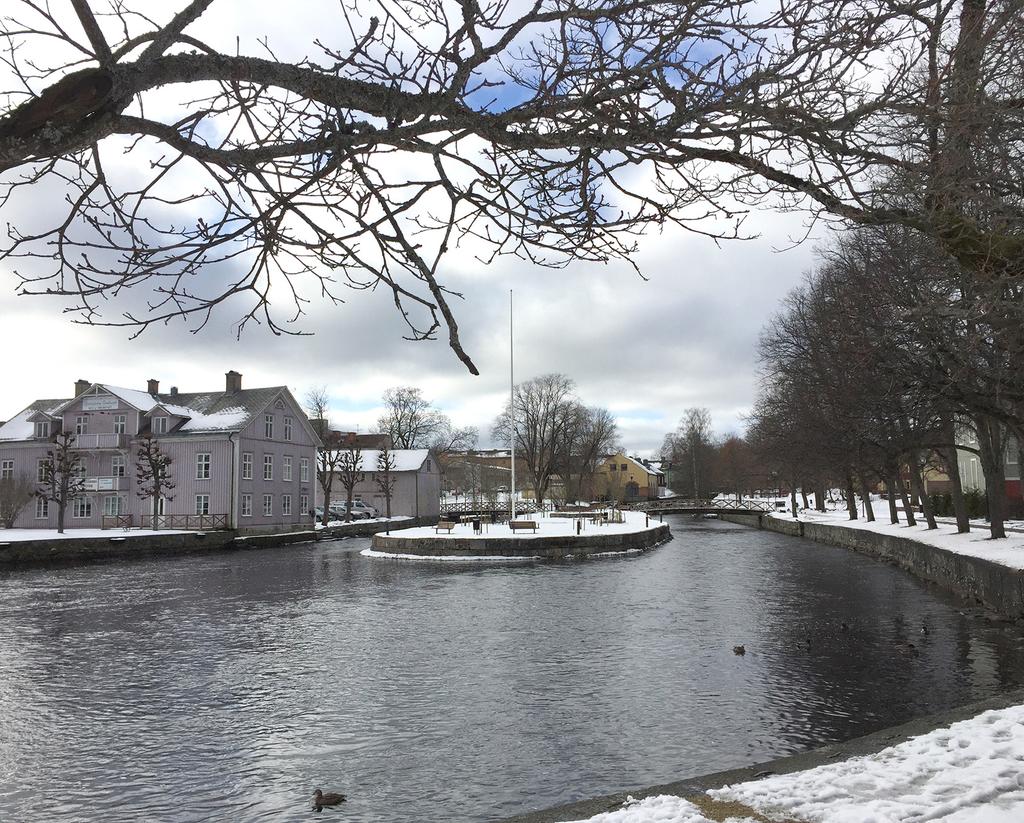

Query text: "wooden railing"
[624, 498, 776, 513]
[138, 513, 230, 530]
[101, 514, 134, 530]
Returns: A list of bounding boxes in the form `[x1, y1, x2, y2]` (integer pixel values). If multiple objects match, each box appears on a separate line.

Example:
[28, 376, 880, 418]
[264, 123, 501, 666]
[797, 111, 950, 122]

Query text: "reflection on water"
[1, 517, 1023, 822]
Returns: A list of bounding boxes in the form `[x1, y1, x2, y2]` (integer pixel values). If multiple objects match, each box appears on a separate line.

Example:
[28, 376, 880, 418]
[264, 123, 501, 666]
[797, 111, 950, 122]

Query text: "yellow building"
[592, 452, 665, 501]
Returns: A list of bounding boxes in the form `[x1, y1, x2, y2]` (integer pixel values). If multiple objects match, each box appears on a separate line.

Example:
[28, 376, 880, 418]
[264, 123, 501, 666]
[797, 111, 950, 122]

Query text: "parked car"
[329, 500, 376, 520]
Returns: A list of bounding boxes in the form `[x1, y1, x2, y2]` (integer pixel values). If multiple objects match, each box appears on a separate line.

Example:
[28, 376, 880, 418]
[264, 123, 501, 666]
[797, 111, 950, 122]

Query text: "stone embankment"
[0, 518, 433, 568]
[720, 513, 1024, 618]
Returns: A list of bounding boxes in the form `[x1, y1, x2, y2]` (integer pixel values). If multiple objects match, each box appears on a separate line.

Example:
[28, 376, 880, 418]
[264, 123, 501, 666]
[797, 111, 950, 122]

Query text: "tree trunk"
[790, 483, 798, 519]
[57, 500, 65, 534]
[815, 482, 826, 512]
[885, 471, 900, 524]
[895, 470, 917, 527]
[858, 474, 875, 521]
[800, 487, 809, 510]
[908, 452, 937, 529]
[345, 484, 354, 522]
[322, 490, 331, 526]
[975, 414, 1007, 539]
[845, 474, 858, 520]
[940, 417, 970, 533]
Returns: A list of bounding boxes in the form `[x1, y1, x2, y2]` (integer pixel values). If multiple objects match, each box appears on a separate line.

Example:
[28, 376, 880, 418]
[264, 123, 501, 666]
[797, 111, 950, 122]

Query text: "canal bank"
[498, 685, 1024, 823]
[720, 512, 1024, 619]
[0, 517, 433, 568]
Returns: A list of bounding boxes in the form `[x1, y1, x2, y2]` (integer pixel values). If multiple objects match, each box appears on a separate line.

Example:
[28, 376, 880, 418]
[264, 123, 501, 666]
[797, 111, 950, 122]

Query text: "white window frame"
[73, 497, 93, 519]
[262, 494, 273, 516]
[0, 459, 12, 480]
[34, 421, 50, 438]
[152, 416, 168, 434]
[103, 495, 124, 516]
[282, 494, 292, 516]
[111, 454, 126, 477]
[300, 494, 309, 514]
[263, 454, 273, 481]
[241, 494, 253, 517]
[113, 414, 127, 434]
[264, 414, 274, 439]
[75, 415, 88, 435]
[195, 494, 210, 515]
[242, 452, 253, 480]
[35, 497, 48, 519]
[36, 458, 47, 483]
[196, 453, 211, 480]
[300, 457, 309, 482]
[284, 416, 293, 442]
[283, 455, 293, 482]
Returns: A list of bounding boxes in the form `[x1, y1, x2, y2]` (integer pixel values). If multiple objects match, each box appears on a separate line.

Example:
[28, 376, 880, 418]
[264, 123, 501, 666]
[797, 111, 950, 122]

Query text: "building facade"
[0, 372, 319, 532]
[320, 448, 441, 519]
[592, 452, 667, 501]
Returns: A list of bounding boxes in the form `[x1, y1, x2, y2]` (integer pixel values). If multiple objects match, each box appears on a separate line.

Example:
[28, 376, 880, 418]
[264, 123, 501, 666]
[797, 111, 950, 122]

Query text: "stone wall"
[720, 513, 1024, 618]
[370, 522, 671, 559]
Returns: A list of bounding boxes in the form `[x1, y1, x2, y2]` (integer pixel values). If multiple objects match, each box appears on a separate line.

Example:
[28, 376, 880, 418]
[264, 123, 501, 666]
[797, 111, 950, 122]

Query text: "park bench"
[435, 520, 457, 534]
[509, 520, 539, 534]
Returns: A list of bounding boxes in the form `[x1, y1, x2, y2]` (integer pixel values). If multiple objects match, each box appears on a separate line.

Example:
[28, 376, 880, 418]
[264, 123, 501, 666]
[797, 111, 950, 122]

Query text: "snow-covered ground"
[782, 508, 1024, 572]
[0, 527, 191, 542]
[560, 704, 1024, 823]
[382, 509, 661, 541]
[314, 515, 412, 529]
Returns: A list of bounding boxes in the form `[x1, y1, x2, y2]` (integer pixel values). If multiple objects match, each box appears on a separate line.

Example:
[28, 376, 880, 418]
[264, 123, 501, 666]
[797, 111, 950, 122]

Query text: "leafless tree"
[0, 471, 35, 528]
[494, 373, 579, 507]
[135, 433, 175, 529]
[37, 431, 86, 533]
[337, 433, 364, 522]
[306, 386, 341, 526]
[1, 1, 1020, 372]
[375, 445, 396, 521]
[561, 405, 618, 501]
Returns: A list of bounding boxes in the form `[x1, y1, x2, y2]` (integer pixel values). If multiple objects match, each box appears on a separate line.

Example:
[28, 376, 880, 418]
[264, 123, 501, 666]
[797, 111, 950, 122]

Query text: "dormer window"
[153, 416, 168, 434]
[33, 421, 50, 438]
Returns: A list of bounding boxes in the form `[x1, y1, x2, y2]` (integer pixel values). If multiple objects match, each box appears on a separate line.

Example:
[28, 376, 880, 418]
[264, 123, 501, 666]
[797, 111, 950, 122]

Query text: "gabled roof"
[0, 383, 309, 441]
[603, 452, 664, 476]
[327, 448, 432, 473]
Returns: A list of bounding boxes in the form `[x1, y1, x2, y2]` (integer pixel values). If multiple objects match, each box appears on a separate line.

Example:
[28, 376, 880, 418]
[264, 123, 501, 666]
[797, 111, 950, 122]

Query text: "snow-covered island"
[364, 509, 670, 561]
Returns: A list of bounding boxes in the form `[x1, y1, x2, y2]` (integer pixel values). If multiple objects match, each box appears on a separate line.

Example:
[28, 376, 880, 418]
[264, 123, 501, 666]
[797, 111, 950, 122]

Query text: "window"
[264, 414, 274, 439]
[195, 494, 210, 515]
[284, 416, 293, 441]
[609, 463, 617, 471]
[425, 459, 432, 471]
[300, 457, 309, 482]
[282, 494, 292, 515]
[73, 497, 92, 518]
[113, 414, 126, 434]
[300, 494, 309, 514]
[0, 459, 12, 480]
[34, 421, 50, 438]
[283, 456, 293, 481]
[71, 461, 86, 479]
[37, 458, 47, 483]
[75, 415, 88, 435]
[152, 416, 168, 434]
[262, 494, 273, 516]
[263, 454, 273, 481]
[35, 497, 48, 519]
[620, 464, 628, 471]
[196, 453, 211, 480]
[111, 454, 126, 477]
[241, 494, 253, 517]
[242, 452, 253, 480]
[103, 496, 124, 516]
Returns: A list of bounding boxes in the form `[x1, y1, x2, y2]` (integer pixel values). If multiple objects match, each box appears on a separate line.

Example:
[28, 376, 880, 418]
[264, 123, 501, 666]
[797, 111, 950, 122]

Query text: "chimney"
[74, 379, 89, 397]
[170, 386, 179, 397]
[225, 370, 242, 394]
[147, 378, 159, 395]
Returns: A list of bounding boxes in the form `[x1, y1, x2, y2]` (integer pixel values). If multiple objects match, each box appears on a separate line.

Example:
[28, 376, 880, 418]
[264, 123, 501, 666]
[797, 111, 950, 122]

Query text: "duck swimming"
[312, 789, 346, 810]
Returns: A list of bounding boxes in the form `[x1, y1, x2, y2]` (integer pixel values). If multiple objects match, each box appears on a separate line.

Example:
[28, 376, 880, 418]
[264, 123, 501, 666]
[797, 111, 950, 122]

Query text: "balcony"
[82, 476, 128, 492]
[74, 433, 128, 450]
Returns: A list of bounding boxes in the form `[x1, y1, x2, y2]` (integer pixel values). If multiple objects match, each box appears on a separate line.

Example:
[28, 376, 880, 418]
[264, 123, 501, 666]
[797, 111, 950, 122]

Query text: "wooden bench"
[509, 520, 539, 534]
[435, 520, 457, 534]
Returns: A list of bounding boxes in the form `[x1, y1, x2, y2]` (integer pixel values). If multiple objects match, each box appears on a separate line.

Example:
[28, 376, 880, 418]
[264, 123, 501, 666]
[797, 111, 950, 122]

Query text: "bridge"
[623, 498, 777, 515]
[440, 500, 540, 517]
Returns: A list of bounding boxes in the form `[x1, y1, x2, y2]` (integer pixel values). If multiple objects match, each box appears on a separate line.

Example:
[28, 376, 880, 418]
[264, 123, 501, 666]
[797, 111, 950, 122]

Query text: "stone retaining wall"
[370, 522, 671, 559]
[720, 513, 1024, 618]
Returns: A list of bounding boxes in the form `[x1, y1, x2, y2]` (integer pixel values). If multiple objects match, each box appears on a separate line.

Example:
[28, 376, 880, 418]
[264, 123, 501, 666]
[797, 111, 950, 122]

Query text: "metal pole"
[510, 289, 516, 522]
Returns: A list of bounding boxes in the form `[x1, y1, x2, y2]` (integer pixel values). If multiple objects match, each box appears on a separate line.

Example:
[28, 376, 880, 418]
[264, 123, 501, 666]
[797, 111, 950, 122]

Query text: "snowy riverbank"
[559, 703, 1024, 822]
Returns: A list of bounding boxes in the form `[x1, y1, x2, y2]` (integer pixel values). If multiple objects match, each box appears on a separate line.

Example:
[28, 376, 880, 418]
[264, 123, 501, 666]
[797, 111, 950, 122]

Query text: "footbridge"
[623, 498, 776, 516]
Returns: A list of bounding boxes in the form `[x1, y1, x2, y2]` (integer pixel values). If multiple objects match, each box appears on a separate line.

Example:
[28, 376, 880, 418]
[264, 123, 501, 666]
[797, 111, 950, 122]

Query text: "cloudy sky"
[0, 1, 822, 456]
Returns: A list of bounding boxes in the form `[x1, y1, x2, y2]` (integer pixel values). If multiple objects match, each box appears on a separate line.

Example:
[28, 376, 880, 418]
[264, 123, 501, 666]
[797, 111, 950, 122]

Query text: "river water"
[1, 516, 1023, 822]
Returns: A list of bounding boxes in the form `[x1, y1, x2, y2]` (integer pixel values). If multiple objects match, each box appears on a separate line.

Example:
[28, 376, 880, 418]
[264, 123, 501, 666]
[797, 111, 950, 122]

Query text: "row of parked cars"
[312, 500, 379, 521]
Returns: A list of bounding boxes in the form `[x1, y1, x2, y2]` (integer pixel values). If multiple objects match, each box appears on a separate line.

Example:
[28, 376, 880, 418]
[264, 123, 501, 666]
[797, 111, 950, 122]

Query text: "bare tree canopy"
[1, 1, 1020, 371]
[377, 386, 475, 451]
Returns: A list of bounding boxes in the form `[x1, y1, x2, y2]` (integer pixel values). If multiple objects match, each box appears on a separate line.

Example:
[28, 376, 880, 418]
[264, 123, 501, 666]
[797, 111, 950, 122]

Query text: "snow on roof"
[0, 408, 35, 441]
[179, 407, 250, 432]
[608, 453, 664, 476]
[344, 448, 430, 472]
[101, 384, 163, 412]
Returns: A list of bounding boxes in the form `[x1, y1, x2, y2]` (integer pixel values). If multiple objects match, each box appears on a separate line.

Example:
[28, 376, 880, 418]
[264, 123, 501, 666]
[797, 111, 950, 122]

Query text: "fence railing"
[101, 514, 134, 530]
[624, 498, 775, 513]
[138, 513, 230, 530]
[440, 500, 540, 516]
[73, 433, 128, 449]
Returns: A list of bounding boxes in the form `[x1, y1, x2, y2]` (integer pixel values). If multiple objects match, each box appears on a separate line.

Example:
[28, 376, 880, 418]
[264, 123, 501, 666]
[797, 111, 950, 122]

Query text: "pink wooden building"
[0, 371, 320, 532]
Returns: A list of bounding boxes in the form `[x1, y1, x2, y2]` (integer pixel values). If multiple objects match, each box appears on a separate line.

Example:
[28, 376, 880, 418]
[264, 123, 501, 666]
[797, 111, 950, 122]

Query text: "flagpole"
[510, 289, 516, 522]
